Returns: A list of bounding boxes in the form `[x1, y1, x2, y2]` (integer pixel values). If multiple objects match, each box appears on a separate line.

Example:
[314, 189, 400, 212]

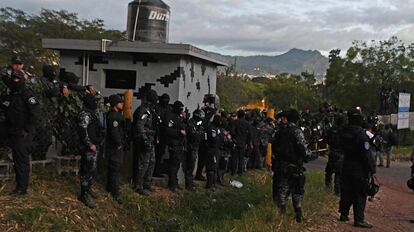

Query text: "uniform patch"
[80, 115, 91, 128]
[364, 142, 370, 150]
[212, 130, 217, 138]
[28, 97, 37, 105]
[168, 120, 174, 127]
[2, 101, 10, 107]
[141, 114, 148, 120]
[113, 121, 119, 128]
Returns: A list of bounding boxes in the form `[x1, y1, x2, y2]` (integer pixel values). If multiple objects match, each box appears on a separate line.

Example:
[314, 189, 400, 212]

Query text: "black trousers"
[183, 148, 198, 187]
[168, 147, 184, 189]
[325, 151, 344, 194]
[11, 134, 33, 192]
[80, 149, 98, 194]
[106, 148, 123, 197]
[231, 146, 246, 175]
[251, 144, 262, 169]
[154, 137, 167, 176]
[339, 174, 368, 223]
[206, 148, 219, 187]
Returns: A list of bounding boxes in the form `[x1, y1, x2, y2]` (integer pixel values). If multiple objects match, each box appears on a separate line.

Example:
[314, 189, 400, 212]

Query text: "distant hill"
[221, 48, 329, 79]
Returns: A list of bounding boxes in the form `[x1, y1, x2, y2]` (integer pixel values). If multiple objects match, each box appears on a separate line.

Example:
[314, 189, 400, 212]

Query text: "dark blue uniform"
[165, 112, 186, 191]
[339, 125, 375, 224]
[3, 83, 41, 194]
[106, 110, 125, 199]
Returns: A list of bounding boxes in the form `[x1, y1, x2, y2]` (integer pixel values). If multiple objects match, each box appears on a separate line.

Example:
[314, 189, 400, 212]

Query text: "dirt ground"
[307, 160, 414, 232]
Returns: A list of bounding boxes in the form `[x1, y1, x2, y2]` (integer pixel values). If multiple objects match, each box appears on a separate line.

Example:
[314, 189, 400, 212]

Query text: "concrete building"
[42, 39, 227, 113]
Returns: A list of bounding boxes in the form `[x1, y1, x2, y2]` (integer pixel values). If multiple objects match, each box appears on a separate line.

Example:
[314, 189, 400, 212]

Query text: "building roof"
[42, 39, 228, 66]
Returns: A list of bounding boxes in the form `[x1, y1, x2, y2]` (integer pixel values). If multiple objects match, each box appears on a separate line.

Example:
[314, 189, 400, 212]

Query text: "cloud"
[1, 0, 414, 55]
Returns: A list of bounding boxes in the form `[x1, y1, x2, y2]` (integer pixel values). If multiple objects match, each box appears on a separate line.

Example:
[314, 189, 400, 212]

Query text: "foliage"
[325, 36, 414, 112]
[0, 7, 123, 75]
[217, 73, 324, 112]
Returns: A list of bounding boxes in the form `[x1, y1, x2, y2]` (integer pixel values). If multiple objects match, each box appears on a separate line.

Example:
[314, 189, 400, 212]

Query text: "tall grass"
[2, 171, 337, 232]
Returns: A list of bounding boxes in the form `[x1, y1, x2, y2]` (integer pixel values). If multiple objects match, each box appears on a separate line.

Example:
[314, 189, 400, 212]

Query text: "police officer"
[1, 56, 30, 89]
[195, 98, 217, 181]
[339, 108, 375, 228]
[40, 64, 65, 98]
[271, 109, 309, 223]
[325, 114, 346, 195]
[78, 93, 104, 208]
[165, 101, 186, 192]
[3, 70, 41, 196]
[249, 117, 262, 169]
[230, 110, 251, 176]
[132, 89, 159, 196]
[154, 93, 172, 177]
[0, 90, 7, 148]
[106, 94, 125, 204]
[205, 115, 224, 190]
[184, 109, 205, 190]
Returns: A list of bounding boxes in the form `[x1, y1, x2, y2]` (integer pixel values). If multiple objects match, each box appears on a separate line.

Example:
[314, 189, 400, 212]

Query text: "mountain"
[221, 48, 329, 79]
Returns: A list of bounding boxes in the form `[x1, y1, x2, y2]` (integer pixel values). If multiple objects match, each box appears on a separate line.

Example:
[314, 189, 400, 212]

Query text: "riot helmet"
[172, 101, 184, 115]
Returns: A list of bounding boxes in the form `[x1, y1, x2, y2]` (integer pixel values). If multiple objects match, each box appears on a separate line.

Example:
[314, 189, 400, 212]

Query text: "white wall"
[179, 57, 217, 115]
[59, 51, 218, 113]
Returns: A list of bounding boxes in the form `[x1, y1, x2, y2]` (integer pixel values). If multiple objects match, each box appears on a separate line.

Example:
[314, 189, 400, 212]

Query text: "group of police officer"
[268, 107, 380, 228]
[0, 56, 391, 228]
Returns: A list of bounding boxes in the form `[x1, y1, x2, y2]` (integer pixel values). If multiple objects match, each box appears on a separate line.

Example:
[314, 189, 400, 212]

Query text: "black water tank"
[126, 0, 170, 43]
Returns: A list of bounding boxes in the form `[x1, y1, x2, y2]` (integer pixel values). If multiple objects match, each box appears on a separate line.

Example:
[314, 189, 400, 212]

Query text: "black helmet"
[347, 107, 363, 126]
[146, 89, 158, 105]
[286, 109, 301, 124]
[11, 56, 23, 65]
[173, 101, 184, 114]
[237, 109, 245, 119]
[193, 109, 205, 120]
[42, 64, 57, 80]
[83, 93, 98, 110]
[109, 94, 123, 107]
[159, 93, 170, 105]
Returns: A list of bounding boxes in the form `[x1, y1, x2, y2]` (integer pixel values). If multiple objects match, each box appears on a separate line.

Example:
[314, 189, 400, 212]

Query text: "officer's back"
[340, 123, 374, 177]
[231, 110, 250, 147]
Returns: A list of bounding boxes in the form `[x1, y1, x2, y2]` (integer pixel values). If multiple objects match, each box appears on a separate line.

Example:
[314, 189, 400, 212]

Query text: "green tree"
[0, 7, 123, 75]
[325, 37, 414, 112]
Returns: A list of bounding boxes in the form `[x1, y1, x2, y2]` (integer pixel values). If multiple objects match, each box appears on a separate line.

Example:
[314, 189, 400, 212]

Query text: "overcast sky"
[2, 0, 414, 56]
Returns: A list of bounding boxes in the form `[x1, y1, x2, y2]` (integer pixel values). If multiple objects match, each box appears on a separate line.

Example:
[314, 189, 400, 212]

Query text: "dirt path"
[306, 159, 414, 232]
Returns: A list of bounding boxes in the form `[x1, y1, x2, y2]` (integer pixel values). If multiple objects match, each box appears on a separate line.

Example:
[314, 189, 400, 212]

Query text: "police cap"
[109, 94, 123, 107]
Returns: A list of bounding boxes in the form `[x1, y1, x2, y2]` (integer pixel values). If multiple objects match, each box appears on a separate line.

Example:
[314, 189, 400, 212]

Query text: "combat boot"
[136, 188, 150, 196]
[80, 194, 96, 209]
[88, 189, 99, 199]
[112, 194, 123, 205]
[206, 174, 216, 191]
[9, 189, 27, 197]
[279, 205, 287, 215]
[339, 215, 350, 222]
[354, 221, 373, 228]
[295, 208, 308, 224]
